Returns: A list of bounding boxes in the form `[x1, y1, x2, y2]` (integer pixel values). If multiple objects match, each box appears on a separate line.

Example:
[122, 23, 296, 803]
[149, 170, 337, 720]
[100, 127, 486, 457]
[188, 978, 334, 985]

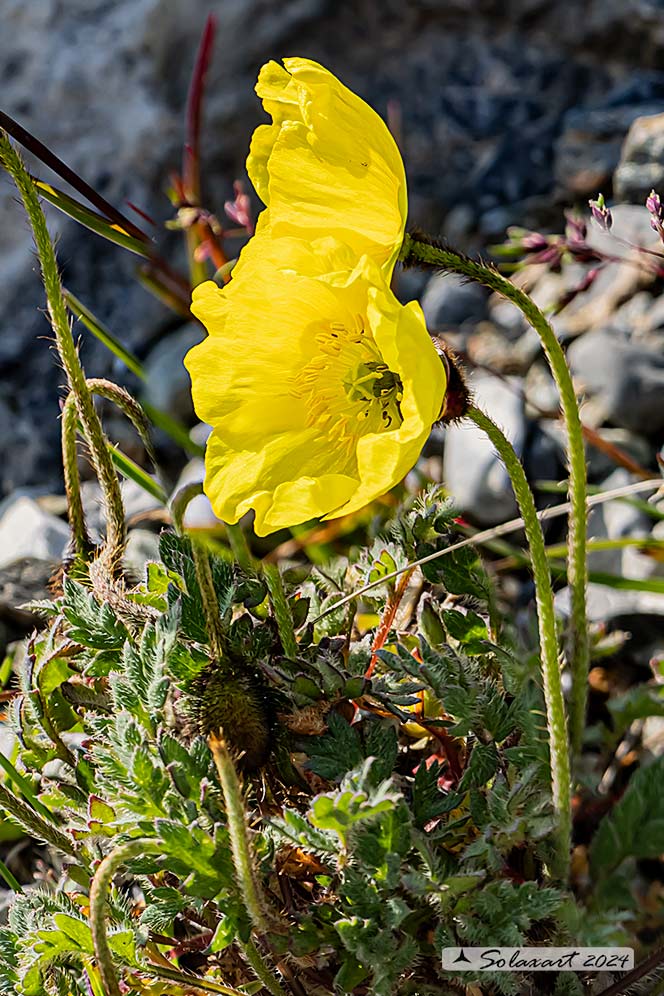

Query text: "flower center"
[290, 319, 404, 464]
[343, 360, 403, 429]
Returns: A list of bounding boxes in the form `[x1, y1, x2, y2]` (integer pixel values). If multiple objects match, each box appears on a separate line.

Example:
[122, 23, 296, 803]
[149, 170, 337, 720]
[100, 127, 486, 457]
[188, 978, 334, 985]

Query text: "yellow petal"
[247, 58, 407, 277]
[187, 240, 446, 536]
[204, 428, 357, 536]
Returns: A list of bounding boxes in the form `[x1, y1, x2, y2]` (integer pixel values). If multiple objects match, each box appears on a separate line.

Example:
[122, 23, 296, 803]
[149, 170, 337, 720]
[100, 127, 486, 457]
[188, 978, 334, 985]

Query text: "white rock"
[0, 495, 69, 569]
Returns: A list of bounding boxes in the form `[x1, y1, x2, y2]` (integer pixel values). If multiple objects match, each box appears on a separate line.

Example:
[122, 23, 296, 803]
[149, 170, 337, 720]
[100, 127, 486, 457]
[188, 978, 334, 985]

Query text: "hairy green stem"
[82, 377, 159, 473]
[209, 738, 290, 995]
[0, 132, 126, 574]
[225, 521, 255, 574]
[467, 406, 571, 879]
[61, 391, 93, 561]
[209, 736, 268, 933]
[89, 838, 161, 996]
[402, 234, 589, 757]
[0, 781, 77, 857]
[170, 480, 204, 534]
[240, 938, 290, 996]
[263, 564, 298, 659]
[191, 540, 226, 662]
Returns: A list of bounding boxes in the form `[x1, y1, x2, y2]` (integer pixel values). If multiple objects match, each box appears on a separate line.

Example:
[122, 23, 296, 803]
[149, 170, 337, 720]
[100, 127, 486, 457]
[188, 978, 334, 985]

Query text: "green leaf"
[442, 609, 488, 650]
[62, 577, 128, 654]
[306, 713, 364, 781]
[334, 955, 369, 991]
[33, 176, 151, 257]
[140, 886, 187, 932]
[411, 760, 464, 828]
[309, 761, 401, 848]
[108, 446, 167, 503]
[88, 796, 116, 825]
[459, 742, 500, 791]
[51, 913, 94, 954]
[210, 910, 239, 952]
[271, 809, 338, 856]
[590, 755, 664, 879]
[65, 290, 145, 379]
[159, 532, 235, 644]
[420, 542, 488, 600]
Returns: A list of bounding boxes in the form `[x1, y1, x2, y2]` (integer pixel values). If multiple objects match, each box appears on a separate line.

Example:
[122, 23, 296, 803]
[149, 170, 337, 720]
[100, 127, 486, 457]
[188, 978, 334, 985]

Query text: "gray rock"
[0, 495, 69, 569]
[585, 427, 653, 482]
[142, 324, 205, 424]
[524, 363, 559, 417]
[443, 372, 525, 526]
[568, 327, 664, 434]
[523, 423, 564, 487]
[124, 529, 162, 575]
[0, 557, 56, 653]
[2, 0, 664, 497]
[614, 113, 664, 204]
[555, 102, 664, 197]
[190, 423, 212, 448]
[420, 273, 489, 331]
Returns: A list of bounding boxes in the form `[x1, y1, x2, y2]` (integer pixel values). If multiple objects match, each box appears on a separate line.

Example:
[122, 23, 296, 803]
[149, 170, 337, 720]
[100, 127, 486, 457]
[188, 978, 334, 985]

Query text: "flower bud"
[588, 193, 612, 231]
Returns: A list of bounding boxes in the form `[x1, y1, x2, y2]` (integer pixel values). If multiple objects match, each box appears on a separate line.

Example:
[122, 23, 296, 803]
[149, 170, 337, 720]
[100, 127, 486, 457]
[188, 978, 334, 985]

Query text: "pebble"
[0, 495, 69, 570]
[420, 273, 489, 331]
[124, 529, 162, 576]
[442, 372, 525, 526]
[568, 327, 664, 434]
[555, 583, 664, 625]
[614, 112, 664, 204]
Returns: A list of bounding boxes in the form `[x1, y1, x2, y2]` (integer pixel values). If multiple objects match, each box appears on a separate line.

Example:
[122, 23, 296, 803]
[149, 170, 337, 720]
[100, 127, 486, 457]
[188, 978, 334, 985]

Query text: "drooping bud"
[647, 189, 664, 243]
[588, 193, 612, 231]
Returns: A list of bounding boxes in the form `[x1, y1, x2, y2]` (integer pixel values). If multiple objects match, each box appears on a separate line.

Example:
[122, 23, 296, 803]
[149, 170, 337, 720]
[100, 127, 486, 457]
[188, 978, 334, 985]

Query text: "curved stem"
[170, 481, 204, 534]
[467, 405, 571, 879]
[0, 132, 126, 574]
[402, 234, 589, 757]
[209, 736, 292, 996]
[208, 736, 267, 933]
[225, 521, 255, 574]
[83, 377, 159, 474]
[61, 392, 93, 562]
[89, 838, 161, 996]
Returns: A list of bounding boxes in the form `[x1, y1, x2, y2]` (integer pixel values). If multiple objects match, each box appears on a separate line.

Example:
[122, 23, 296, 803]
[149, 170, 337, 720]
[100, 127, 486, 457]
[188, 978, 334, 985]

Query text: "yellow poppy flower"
[247, 58, 407, 278]
[185, 237, 446, 536]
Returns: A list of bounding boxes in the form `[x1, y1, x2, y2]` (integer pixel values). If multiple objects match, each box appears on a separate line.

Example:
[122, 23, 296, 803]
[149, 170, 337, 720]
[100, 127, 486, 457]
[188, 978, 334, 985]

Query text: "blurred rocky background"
[1, 0, 664, 665]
